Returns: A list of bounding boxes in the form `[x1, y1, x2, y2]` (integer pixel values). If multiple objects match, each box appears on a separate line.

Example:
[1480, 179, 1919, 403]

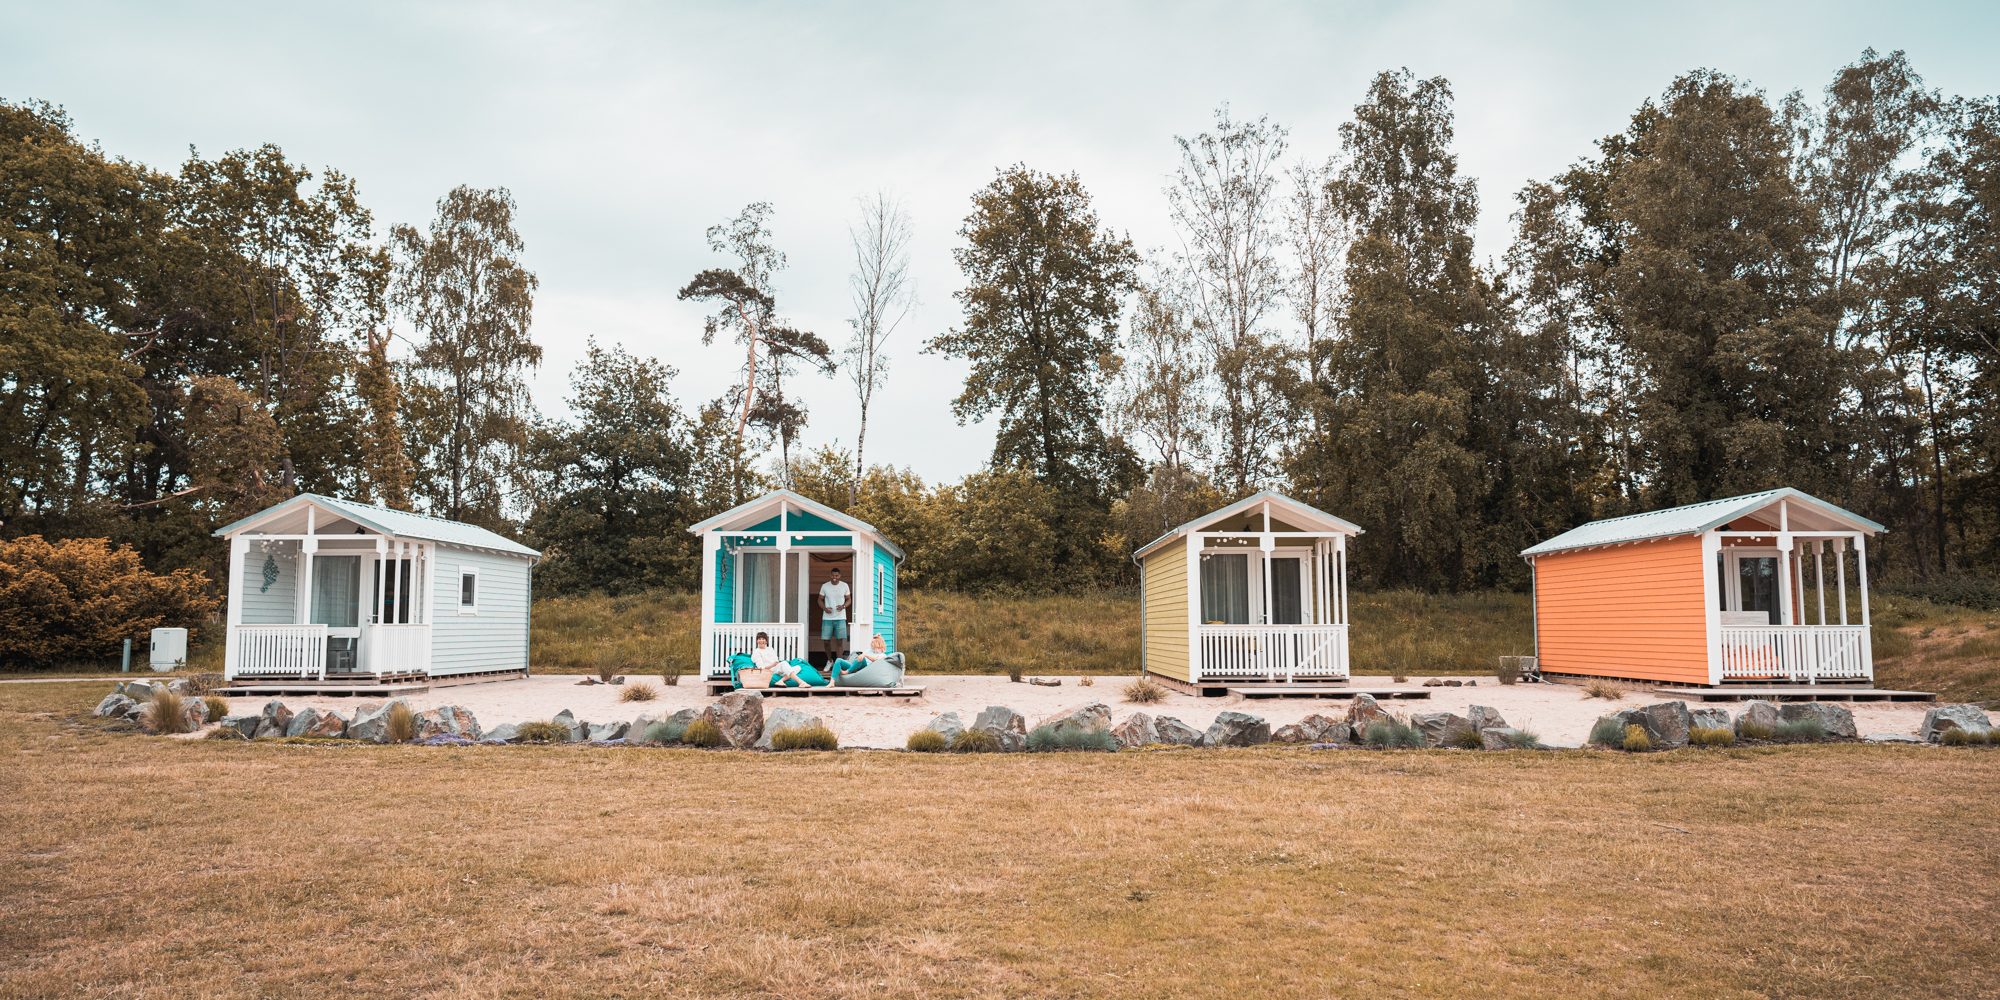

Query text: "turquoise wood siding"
[713, 545, 735, 623]
[239, 545, 297, 624]
[428, 545, 533, 675]
[873, 542, 897, 650]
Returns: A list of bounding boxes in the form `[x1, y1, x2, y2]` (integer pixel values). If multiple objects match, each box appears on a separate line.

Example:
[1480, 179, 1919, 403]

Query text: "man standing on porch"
[818, 567, 851, 664]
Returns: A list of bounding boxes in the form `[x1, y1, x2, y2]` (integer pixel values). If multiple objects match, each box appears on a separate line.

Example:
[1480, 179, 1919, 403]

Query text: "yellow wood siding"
[1142, 538, 1190, 681]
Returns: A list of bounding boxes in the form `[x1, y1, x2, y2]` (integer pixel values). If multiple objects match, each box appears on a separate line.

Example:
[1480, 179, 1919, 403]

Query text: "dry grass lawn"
[4, 682, 1998, 999]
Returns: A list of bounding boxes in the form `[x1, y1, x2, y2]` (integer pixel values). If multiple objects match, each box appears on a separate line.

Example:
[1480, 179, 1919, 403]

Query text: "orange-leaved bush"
[0, 535, 218, 667]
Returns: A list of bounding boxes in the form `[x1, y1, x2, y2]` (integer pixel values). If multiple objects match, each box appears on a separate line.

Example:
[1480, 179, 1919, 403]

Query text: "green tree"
[392, 185, 541, 528]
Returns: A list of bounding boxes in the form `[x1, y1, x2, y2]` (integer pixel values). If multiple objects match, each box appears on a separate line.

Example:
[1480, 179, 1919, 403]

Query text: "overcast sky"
[7, 1, 1998, 484]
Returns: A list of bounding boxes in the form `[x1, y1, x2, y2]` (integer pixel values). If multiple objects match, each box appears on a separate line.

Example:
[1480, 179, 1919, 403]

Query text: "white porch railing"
[705, 622, 807, 678]
[1719, 624, 1872, 683]
[363, 624, 431, 675]
[1197, 624, 1350, 682]
[227, 624, 328, 680]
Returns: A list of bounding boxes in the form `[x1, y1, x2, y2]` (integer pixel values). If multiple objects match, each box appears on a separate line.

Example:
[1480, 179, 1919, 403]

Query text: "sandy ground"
[217, 674, 1940, 748]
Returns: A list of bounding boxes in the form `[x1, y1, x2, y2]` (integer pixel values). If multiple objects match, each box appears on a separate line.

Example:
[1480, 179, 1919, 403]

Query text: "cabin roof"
[1132, 489, 1363, 562]
[1520, 487, 1885, 558]
[212, 493, 541, 558]
[685, 489, 906, 560]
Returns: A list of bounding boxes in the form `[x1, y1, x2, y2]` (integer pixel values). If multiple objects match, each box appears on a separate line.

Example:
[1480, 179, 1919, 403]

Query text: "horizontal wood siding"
[429, 546, 532, 675]
[239, 546, 297, 624]
[1142, 538, 1190, 681]
[873, 543, 897, 651]
[1535, 536, 1708, 684]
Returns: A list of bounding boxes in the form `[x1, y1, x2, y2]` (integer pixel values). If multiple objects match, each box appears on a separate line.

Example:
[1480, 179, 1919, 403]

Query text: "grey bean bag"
[833, 652, 907, 688]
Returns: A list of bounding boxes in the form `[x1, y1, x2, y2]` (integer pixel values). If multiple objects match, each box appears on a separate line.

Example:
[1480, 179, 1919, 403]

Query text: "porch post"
[1836, 537, 1849, 626]
[1701, 531, 1724, 685]
[298, 507, 317, 626]
[1814, 540, 1827, 626]
[1856, 534, 1871, 627]
[224, 535, 247, 678]
[1335, 534, 1349, 627]
[699, 532, 718, 675]
[1775, 532, 1793, 626]
[1186, 532, 1202, 684]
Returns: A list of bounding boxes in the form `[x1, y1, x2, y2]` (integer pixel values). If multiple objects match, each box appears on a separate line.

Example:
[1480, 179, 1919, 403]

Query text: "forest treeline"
[3, 50, 1995, 600]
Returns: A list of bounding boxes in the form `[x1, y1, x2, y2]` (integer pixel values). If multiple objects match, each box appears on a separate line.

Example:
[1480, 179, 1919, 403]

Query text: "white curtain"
[1200, 554, 1250, 624]
[739, 552, 801, 623]
[311, 556, 359, 628]
[1270, 557, 1304, 624]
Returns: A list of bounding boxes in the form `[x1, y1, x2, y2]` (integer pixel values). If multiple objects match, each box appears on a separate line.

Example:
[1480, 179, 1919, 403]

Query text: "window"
[1269, 556, 1304, 625]
[1200, 553, 1251, 624]
[875, 564, 887, 613]
[458, 569, 479, 614]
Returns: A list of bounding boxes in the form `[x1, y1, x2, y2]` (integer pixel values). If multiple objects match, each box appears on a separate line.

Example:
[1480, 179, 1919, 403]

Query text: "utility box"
[149, 628, 188, 672]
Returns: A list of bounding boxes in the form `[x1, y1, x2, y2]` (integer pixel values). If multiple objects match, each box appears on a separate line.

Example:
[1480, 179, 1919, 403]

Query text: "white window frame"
[875, 563, 886, 614]
[458, 568, 479, 615]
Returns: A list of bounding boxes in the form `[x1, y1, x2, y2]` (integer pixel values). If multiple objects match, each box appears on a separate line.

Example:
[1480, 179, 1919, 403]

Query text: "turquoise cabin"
[687, 490, 905, 683]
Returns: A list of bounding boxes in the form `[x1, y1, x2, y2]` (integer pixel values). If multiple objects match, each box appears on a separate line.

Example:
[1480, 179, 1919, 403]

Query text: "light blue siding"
[239, 545, 297, 624]
[428, 545, 532, 675]
[873, 542, 897, 651]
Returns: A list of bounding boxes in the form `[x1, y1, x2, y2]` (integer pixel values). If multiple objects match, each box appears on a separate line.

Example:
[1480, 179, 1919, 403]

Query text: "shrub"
[1772, 717, 1827, 744]
[1506, 728, 1541, 750]
[144, 690, 191, 735]
[1078, 674, 1094, 687]
[1027, 724, 1116, 752]
[1448, 726, 1485, 750]
[1621, 724, 1652, 753]
[185, 673, 225, 696]
[1363, 719, 1424, 749]
[594, 650, 621, 684]
[0, 535, 220, 666]
[1588, 717, 1627, 747]
[1583, 679, 1624, 700]
[1690, 726, 1736, 747]
[1986, 729, 2000, 747]
[620, 682, 658, 703]
[515, 720, 571, 743]
[384, 702, 418, 744]
[1006, 666, 1024, 683]
[769, 723, 839, 751]
[949, 729, 1000, 753]
[906, 729, 948, 752]
[1496, 659, 1522, 685]
[1123, 678, 1168, 704]
[642, 720, 687, 745]
[1391, 674, 1409, 684]
[681, 718, 725, 748]
[661, 670, 681, 687]
[1737, 720, 1777, 741]
[201, 694, 230, 723]
[1940, 727, 1974, 747]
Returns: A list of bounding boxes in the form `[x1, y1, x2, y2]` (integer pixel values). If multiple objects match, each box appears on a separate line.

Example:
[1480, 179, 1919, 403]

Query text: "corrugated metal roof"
[213, 494, 540, 558]
[685, 489, 906, 561]
[1521, 487, 1884, 558]
[1132, 489, 1363, 562]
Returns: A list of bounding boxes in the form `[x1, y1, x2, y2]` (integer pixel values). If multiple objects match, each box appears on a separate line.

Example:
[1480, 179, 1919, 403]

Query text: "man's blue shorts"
[821, 617, 848, 640]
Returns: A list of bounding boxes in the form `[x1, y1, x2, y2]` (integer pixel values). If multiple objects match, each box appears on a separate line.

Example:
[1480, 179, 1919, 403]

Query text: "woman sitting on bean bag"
[830, 633, 906, 688]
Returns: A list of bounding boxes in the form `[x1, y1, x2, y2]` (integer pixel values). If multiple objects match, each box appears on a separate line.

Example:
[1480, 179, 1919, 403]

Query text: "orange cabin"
[1522, 489, 1885, 687]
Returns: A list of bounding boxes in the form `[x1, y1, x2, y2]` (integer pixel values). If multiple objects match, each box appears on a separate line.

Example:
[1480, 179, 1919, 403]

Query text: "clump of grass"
[769, 724, 838, 751]
[1496, 660, 1522, 686]
[185, 673, 225, 696]
[1506, 728, 1540, 750]
[660, 670, 681, 687]
[1006, 666, 1024, 683]
[1772, 717, 1827, 744]
[1589, 716, 1627, 747]
[1940, 727, 1974, 747]
[1078, 674, 1094, 688]
[906, 729, 948, 752]
[1448, 726, 1485, 750]
[949, 729, 1000, 753]
[1391, 674, 1410, 684]
[515, 720, 570, 743]
[145, 690, 191, 735]
[620, 682, 658, 703]
[201, 694, 230, 723]
[1690, 726, 1736, 747]
[593, 649, 623, 684]
[1123, 678, 1168, 704]
[1621, 724, 1653, 753]
[1027, 724, 1116, 752]
[641, 720, 687, 745]
[1737, 719, 1777, 741]
[681, 718, 725, 748]
[204, 725, 245, 740]
[1363, 719, 1425, 749]
[1986, 729, 2000, 747]
[384, 702, 419, 744]
[1583, 679, 1624, 700]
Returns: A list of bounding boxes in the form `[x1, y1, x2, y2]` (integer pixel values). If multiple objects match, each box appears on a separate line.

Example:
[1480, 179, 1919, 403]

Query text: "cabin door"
[310, 555, 364, 673]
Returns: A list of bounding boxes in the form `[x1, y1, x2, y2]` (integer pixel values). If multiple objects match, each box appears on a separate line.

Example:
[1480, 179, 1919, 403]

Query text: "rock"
[1466, 705, 1508, 732]
[1443, 679, 1464, 687]
[1203, 711, 1271, 747]
[1112, 712, 1160, 748]
[483, 723, 521, 743]
[1422, 679, 1444, 688]
[1690, 707, 1731, 731]
[416, 733, 475, 746]
[585, 720, 630, 742]
[699, 690, 765, 748]
[118, 680, 157, 701]
[1919, 704, 1993, 743]
[1271, 723, 1311, 744]
[1778, 702, 1857, 740]
[95, 692, 136, 718]
[1865, 732, 1921, 744]
[1149, 715, 1203, 746]
[1040, 702, 1111, 738]
[553, 709, 586, 742]
[1480, 727, 1536, 750]
[1465, 680, 1477, 687]
[1616, 702, 1692, 749]
[610, 676, 625, 685]
[973, 706, 1028, 751]
[252, 700, 294, 739]
[284, 708, 322, 738]
[575, 677, 597, 685]
[165, 678, 198, 696]
[923, 711, 965, 742]
[218, 714, 262, 739]
[179, 696, 210, 730]
[1347, 694, 1394, 734]
[627, 714, 659, 742]
[1272, 713, 1348, 744]
[421, 705, 482, 740]
[756, 708, 826, 749]
[1735, 700, 1780, 736]
[1411, 711, 1475, 748]
[347, 700, 407, 743]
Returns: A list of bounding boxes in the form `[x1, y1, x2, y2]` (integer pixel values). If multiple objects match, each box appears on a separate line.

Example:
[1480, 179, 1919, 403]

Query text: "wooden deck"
[1653, 685, 1936, 703]
[1226, 685, 1433, 700]
[703, 682, 926, 698]
[224, 668, 527, 697]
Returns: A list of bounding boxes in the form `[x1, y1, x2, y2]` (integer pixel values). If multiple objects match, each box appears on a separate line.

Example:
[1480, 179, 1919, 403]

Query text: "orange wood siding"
[1534, 536, 1709, 684]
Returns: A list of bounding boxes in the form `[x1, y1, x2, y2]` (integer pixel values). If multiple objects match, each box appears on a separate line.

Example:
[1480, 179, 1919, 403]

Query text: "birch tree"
[842, 192, 914, 503]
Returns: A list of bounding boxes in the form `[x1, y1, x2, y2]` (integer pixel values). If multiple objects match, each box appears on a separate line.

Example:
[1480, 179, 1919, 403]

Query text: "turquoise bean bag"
[769, 658, 828, 688]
